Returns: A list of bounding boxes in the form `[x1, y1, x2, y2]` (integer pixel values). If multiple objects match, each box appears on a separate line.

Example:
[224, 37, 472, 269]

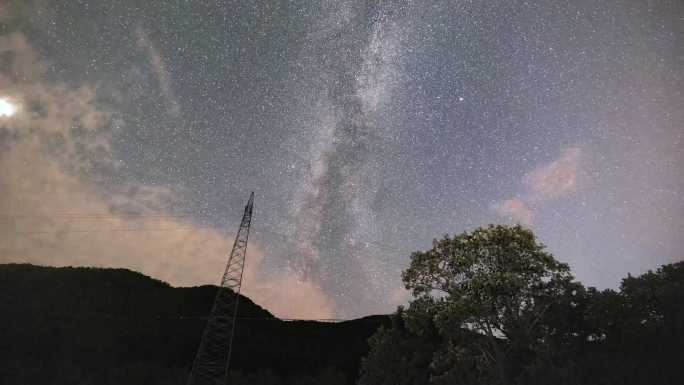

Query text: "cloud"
[136, 28, 180, 116]
[494, 147, 582, 225]
[0, 32, 333, 319]
[495, 198, 534, 226]
[524, 147, 581, 200]
[0, 31, 43, 83]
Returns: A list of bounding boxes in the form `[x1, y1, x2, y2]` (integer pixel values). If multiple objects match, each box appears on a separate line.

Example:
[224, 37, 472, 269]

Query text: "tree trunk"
[483, 322, 509, 385]
[493, 344, 509, 385]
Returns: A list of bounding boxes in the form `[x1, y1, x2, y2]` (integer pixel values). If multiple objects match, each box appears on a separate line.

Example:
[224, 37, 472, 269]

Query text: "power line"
[8, 226, 216, 235]
[3, 211, 408, 254]
[6, 226, 408, 255]
[23, 315, 388, 323]
[0, 213, 193, 219]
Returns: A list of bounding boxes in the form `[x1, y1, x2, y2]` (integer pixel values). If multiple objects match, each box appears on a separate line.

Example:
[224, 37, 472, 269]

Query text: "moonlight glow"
[0, 98, 17, 117]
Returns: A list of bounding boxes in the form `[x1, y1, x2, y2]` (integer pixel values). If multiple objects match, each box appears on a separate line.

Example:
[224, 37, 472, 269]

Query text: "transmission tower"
[187, 192, 255, 385]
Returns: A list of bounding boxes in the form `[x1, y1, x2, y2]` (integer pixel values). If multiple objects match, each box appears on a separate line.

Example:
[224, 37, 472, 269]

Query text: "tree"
[358, 307, 437, 385]
[620, 262, 684, 341]
[380, 225, 575, 385]
[594, 262, 684, 384]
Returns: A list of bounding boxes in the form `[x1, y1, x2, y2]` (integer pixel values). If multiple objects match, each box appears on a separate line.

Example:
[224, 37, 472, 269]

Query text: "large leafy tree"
[361, 232, 684, 385]
[368, 225, 576, 385]
[404, 225, 573, 383]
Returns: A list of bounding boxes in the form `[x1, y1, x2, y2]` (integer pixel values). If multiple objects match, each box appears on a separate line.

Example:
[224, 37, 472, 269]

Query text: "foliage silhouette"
[360, 225, 684, 385]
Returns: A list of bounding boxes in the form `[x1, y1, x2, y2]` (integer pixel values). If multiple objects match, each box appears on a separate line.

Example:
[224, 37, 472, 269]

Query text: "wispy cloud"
[495, 147, 582, 225]
[495, 197, 534, 226]
[136, 28, 180, 116]
[524, 147, 581, 200]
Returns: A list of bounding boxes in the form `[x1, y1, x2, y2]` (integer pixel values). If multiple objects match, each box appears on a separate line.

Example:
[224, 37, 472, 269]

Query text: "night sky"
[1, 0, 682, 318]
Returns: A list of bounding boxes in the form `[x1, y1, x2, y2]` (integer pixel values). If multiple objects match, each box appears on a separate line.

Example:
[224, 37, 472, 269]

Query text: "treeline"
[359, 225, 683, 385]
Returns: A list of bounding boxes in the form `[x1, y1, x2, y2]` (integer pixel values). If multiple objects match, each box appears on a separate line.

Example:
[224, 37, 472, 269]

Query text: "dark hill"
[0, 264, 389, 385]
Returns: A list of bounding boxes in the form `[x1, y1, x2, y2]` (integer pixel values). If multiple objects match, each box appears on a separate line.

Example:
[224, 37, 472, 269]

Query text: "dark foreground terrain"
[2, 261, 683, 385]
[0, 264, 388, 385]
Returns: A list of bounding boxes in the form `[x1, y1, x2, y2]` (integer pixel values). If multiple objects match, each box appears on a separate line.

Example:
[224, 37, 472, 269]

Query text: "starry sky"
[0, 0, 682, 318]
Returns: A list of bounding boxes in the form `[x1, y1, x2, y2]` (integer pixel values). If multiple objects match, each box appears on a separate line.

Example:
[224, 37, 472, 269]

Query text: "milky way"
[0, 1, 682, 318]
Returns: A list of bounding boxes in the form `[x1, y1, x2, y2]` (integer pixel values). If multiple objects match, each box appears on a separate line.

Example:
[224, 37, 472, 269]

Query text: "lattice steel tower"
[187, 192, 254, 385]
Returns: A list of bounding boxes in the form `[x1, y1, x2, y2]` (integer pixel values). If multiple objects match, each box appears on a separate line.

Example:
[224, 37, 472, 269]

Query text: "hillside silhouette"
[0, 264, 388, 385]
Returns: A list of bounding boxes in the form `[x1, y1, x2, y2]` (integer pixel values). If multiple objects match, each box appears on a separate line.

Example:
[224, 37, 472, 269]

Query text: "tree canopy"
[360, 225, 684, 385]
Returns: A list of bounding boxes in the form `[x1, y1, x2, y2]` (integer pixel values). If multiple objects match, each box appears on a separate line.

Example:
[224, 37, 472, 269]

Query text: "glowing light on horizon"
[0, 97, 17, 117]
